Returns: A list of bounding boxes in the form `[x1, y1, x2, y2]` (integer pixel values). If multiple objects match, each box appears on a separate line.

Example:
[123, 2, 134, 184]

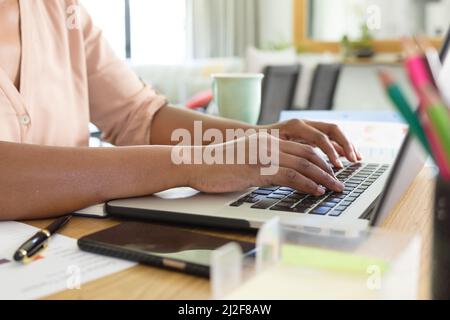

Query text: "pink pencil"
[403, 38, 450, 179]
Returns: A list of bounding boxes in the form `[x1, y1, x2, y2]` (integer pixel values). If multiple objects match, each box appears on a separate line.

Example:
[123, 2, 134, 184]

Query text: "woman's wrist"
[169, 145, 222, 190]
[166, 145, 196, 188]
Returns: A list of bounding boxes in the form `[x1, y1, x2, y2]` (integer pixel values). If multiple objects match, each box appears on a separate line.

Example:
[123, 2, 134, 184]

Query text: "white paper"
[336, 121, 408, 163]
[0, 222, 136, 300]
[279, 111, 409, 163]
[306, 120, 408, 164]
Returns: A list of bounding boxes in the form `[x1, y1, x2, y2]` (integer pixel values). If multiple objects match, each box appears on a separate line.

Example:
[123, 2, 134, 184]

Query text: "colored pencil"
[378, 69, 432, 156]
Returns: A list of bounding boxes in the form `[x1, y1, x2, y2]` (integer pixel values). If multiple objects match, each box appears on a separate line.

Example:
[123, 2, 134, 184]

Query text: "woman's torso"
[0, 0, 91, 147]
[0, 0, 21, 90]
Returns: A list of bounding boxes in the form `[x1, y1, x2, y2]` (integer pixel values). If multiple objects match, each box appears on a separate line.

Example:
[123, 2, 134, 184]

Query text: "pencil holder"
[432, 176, 450, 300]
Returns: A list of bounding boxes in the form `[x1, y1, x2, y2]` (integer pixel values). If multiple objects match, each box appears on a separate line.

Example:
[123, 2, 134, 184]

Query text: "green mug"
[212, 73, 264, 125]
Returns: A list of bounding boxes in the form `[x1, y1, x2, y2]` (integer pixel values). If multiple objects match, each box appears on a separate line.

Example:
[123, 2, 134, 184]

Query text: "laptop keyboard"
[229, 162, 390, 217]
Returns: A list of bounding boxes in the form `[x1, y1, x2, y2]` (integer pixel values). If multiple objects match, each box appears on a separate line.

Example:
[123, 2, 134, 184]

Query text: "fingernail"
[336, 181, 345, 191]
[351, 152, 357, 162]
[356, 149, 363, 160]
[316, 186, 326, 195]
[337, 159, 343, 168]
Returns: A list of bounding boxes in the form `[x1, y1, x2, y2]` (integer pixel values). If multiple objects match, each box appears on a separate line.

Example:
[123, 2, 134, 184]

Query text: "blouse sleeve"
[80, 5, 167, 146]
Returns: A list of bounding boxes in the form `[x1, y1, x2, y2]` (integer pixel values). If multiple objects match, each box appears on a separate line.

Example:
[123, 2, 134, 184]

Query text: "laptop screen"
[439, 26, 450, 99]
[371, 29, 450, 227]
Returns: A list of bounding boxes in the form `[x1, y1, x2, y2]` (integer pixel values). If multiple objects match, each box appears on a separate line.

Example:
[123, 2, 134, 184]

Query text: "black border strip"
[105, 203, 252, 231]
[124, 0, 131, 59]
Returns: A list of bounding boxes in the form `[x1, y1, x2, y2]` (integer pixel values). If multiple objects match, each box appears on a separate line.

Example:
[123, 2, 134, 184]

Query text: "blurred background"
[82, 0, 449, 114]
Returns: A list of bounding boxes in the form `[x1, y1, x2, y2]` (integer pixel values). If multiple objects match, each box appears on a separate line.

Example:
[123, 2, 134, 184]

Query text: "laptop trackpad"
[154, 187, 201, 200]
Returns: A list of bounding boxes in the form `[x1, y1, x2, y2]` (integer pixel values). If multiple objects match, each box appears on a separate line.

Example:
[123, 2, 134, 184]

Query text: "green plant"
[262, 40, 293, 51]
[341, 24, 375, 58]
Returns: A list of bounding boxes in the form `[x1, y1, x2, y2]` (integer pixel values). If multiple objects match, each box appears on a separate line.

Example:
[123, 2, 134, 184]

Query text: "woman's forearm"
[151, 106, 256, 145]
[0, 142, 188, 220]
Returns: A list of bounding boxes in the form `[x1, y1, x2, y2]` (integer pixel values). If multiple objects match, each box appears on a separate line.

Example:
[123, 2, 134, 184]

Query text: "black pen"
[13, 215, 72, 263]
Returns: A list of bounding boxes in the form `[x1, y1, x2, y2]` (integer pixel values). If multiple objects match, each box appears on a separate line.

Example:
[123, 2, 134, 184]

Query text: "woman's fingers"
[280, 140, 335, 177]
[332, 141, 346, 157]
[333, 141, 362, 161]
[294, 124, 343, 168]
[279, 153, 344, 192]
[306, 121, 358, 163]
[354, 145, 363, 161]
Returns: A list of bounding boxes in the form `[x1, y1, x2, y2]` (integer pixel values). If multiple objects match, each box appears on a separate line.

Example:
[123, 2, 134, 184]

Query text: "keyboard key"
[327, 198, 342, 203]
[293, 206, 310, 213]
[321, 202, 337, 208]
[341, 201, 352, 207]
[277, 202, 295, 208]
[329, 210, 344, 217]
[251, 199, 279, 209]
[243, 197, 260, 203]
[252, 189, 273, 196]
[230, 201, 243, 207]
[310, 206, 331, 215]
[309, 195, 327, 201]
[329, 193, 346, 200]
[295, 200, 313, 207]
[300, 199, 316, 206]
[288, 194, 304, 200]
[267, 194, 286, 200]
[270, 205, 294, 212]
[273, 191, 292, 196]
[336, 206, 348, 211]
[277, 201, 294, 208]
[279, 187, 294, 192]
[345, 182, 359, 187]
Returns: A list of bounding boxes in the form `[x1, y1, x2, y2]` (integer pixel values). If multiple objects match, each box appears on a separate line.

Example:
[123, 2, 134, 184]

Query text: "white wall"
[425, 0, 450, 36]
[258, 0, 293, 47]
[310, 0, 446, 40]
[334, 65, 417, 112]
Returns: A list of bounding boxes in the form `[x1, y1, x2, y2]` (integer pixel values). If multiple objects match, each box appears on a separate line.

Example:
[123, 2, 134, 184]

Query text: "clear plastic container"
[211, 218, 421, 300]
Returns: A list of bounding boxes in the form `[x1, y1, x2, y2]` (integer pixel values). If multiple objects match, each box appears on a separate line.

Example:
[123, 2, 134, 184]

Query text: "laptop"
[103, 30, 449, 230]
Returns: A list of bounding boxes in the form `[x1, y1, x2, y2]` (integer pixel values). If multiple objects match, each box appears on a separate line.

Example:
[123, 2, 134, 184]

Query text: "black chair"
[307, 63, 342, 110]
[258, 65, 301, 125]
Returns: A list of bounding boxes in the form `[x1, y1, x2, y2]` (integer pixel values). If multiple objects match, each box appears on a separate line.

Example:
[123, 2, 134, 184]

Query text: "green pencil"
[379, 70, 432, 156]
[420, 84, 450, 164]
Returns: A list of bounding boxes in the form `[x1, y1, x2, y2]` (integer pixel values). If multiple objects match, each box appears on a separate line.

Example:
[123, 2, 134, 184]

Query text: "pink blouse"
[0, 0, 167, 147]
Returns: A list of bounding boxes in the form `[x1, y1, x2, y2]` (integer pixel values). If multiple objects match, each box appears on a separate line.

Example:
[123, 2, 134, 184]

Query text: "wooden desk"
[26, 168, 435, 300]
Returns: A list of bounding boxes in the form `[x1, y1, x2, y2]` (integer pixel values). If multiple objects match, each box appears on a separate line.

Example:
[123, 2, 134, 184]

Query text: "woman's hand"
[265, 119, 363, 168]
[185, 133, 344, 196]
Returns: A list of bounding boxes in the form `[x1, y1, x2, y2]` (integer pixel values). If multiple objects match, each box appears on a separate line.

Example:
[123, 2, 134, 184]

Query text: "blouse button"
[20, 115, 31, 126]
